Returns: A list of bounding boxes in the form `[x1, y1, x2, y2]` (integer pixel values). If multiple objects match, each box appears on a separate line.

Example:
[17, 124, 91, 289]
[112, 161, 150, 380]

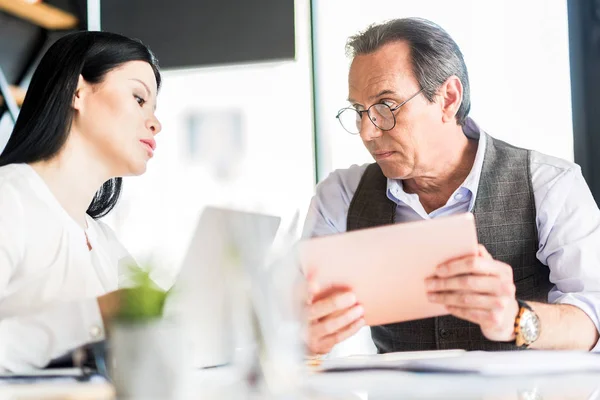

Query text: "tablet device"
[299, 213, 478, 326]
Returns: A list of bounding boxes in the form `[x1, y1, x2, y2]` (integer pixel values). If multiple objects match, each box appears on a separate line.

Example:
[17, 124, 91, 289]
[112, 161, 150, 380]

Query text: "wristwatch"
[514, 300, 541, 348]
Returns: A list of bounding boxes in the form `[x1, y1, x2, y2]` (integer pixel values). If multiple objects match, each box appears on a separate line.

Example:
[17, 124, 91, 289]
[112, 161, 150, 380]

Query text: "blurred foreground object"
[108, 265, 185, 399]
[230, 211, 308, 395]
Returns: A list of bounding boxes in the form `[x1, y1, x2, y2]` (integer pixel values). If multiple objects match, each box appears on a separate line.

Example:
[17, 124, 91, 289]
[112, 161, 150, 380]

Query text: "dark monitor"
[100, 0, 296, 70]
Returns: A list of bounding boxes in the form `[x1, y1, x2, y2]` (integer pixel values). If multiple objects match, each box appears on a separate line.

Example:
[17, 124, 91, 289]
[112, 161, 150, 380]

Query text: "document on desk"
[407, 350, 600, 375]
[321, 349, 466, 371]
[321, 350, 600, 376]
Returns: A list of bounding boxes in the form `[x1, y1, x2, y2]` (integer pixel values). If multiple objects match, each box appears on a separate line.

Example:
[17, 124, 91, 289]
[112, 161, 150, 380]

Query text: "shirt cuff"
[0, 298, 107, 372]
[80, 297, 106, 343]
[551, 293, 600, 352]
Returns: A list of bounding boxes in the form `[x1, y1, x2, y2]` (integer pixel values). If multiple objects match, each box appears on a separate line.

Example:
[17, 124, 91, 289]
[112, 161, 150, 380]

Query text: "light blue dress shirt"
[303, 119, 600, 351]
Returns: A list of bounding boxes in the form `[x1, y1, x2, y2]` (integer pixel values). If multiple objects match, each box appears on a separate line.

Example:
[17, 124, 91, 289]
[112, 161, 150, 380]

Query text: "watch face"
[520, 310, 541, 344]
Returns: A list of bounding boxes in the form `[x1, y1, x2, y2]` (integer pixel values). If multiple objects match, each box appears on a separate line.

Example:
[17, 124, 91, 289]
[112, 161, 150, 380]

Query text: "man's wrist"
[506, 298, 519, 341]
[514, 299, 541, 347]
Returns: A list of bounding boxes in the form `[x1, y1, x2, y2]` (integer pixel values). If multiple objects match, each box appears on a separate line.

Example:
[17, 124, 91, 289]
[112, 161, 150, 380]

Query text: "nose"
[358, 113, 382, 142]
[147, 115, 162, 135]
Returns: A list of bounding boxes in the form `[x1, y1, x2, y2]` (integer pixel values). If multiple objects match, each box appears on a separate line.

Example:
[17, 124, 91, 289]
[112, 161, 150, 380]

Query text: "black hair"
[0, 31, 161, 218]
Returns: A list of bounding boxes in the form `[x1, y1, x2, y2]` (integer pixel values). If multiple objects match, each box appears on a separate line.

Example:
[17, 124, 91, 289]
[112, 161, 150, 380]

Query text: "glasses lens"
[369, 104, 395, 131]
[337, 108, 361, 134]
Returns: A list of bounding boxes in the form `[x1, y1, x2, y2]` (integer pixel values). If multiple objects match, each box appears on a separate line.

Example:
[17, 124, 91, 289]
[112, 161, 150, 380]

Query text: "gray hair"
[346, 18, 470, 126]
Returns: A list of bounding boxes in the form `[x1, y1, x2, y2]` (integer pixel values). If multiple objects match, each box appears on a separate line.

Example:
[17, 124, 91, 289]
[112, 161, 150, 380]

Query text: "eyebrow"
[370, 89, 396, 100]
[129, 78, 157, 111]
[130, 79, 151, 95]
[347, 89, 398, 105]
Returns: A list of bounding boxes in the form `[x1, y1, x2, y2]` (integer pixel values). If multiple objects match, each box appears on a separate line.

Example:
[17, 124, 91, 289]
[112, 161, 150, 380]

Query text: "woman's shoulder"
[0, 165, 28, 259]
[0, 163, 29, 184]
[0, 164, 68, 233]
[0, 164, 29, 206]
[0, 164, 40, 195]
[0, 164, 48, 211]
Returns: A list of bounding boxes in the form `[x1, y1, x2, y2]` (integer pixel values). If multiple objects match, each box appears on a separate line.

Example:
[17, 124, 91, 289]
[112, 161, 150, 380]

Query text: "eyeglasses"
[335, 88, 423, 135]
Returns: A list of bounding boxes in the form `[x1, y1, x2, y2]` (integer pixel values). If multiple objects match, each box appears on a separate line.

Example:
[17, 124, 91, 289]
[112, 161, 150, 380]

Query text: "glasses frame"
[335, 88, 424, 135]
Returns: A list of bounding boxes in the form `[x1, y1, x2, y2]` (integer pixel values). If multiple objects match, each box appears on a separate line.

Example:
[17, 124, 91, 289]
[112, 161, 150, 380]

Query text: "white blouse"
[0, 163, 134, 372]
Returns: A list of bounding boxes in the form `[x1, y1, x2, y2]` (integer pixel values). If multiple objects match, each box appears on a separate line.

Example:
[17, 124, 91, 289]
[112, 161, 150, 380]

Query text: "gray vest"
[347, 134, 551, 352]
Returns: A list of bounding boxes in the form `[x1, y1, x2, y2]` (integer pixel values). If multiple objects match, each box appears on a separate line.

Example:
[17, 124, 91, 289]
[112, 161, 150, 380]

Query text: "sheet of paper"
[321, 350, 600, 376]
[407, 350, 600, 375]
[320, 349, 465, 371]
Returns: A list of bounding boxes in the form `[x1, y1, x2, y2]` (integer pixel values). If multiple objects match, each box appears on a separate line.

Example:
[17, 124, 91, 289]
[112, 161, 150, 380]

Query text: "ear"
[438, 75, 463, 124]
[72, 75, 88, 112]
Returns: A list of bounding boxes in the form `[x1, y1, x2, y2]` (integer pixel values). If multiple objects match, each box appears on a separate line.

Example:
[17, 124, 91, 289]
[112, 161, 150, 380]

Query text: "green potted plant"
[108, 265, 185, 399]
[115, 265, 170, 322]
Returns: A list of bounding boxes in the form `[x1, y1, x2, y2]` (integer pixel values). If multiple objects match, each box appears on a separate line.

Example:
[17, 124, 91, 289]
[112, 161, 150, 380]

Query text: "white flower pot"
[109, 319, 186, 399]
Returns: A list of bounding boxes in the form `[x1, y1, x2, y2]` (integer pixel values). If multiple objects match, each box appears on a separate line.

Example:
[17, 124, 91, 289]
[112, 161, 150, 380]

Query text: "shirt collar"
[386, 117, 487, 212]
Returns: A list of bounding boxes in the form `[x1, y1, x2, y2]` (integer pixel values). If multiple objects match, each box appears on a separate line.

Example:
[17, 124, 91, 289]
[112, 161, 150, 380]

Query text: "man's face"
[348, 41, 446, 179]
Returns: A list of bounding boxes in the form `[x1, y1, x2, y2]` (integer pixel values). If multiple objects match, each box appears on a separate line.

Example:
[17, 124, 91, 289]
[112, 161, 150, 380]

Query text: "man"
[303, 18, 600, 356]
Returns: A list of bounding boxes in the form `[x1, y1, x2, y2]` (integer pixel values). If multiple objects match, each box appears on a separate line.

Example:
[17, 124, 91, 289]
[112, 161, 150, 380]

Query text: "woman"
[0, 31, 162, 372]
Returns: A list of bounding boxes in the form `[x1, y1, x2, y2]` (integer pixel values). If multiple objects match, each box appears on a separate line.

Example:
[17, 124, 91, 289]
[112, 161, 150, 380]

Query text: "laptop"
[166, 206, 281, 369]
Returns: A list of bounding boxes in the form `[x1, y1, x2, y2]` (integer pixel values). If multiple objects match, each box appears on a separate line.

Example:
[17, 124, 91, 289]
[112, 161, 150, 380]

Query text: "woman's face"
[72, 60, 161, 177]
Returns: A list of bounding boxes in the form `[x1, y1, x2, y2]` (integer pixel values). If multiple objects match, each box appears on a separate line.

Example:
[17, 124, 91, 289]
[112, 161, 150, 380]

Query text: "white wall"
[312, 0, 573, 356]
[104, 0, 315, 287]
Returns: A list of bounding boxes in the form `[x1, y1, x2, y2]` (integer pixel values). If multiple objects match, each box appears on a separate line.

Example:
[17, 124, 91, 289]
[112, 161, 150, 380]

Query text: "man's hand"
[425, 245, 519, 342]
[306, 278, 365, 355]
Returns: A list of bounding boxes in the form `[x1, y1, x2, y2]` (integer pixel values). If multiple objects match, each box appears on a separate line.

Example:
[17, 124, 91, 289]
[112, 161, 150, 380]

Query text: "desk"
[308, 371, 600, 399]
[1, 366, 599, 399]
